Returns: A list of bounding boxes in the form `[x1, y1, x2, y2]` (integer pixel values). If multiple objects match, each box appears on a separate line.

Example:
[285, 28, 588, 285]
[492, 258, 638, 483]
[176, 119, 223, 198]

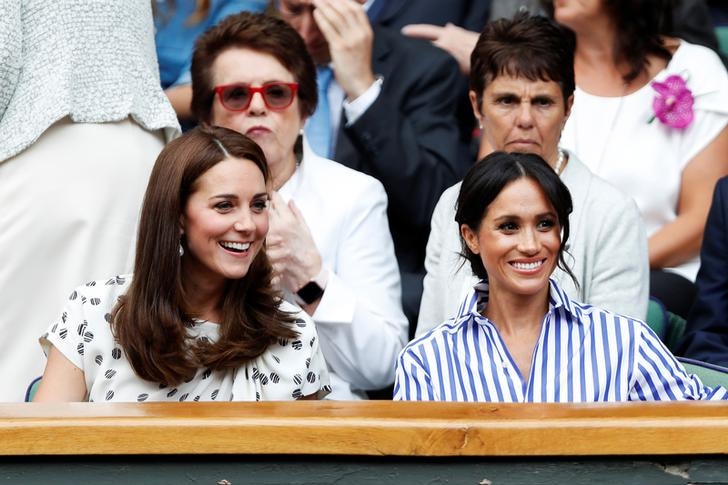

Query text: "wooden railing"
[1, 401, 728, 484]
[2, 400, 728, 455]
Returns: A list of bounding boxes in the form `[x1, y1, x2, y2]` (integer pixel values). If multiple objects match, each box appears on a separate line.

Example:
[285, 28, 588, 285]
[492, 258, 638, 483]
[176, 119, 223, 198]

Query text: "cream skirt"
[0, 117, 165, 401]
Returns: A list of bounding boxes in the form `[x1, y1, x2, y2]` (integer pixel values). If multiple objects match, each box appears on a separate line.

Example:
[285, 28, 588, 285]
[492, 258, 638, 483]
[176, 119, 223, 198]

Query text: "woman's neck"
[270, 151, 298, 191]
[181, 273, 225, 323]
[574, 22, 631, 96]
[483, 286, 550, 338]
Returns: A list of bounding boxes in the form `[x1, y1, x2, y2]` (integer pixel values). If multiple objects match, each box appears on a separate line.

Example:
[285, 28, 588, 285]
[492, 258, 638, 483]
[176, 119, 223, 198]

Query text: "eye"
[495, 95, 518, 106]
[252, 198, 268, 213]
[537, 218, 557, 230]
[214, 201, 234, 212]
[533, 97, 555, 107]
[225, 86, 249, 101]
[498, 221, 518, 233]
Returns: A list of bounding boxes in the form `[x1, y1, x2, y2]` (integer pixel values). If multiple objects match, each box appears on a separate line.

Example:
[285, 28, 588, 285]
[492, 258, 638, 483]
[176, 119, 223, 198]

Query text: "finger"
[287, 199, 307, 224]
[400, 23, 445, 42]
[312, 3, 344, 43]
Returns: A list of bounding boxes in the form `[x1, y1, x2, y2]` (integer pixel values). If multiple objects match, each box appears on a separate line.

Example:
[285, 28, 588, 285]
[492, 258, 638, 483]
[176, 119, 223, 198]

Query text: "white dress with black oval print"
[40, 275, 331, 402]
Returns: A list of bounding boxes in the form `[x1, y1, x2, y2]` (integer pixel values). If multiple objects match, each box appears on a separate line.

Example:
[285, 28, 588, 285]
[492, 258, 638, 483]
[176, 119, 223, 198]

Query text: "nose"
[247, 91, 267, 114]
[516, 102, 534, 128]
[517, 227, 539, 255]
[233, 210, 255, 233]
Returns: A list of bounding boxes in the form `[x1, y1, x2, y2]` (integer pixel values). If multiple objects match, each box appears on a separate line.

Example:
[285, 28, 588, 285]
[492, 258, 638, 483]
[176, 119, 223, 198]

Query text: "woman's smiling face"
[461, 177, 561, 300]
[181, 156, 269, 289]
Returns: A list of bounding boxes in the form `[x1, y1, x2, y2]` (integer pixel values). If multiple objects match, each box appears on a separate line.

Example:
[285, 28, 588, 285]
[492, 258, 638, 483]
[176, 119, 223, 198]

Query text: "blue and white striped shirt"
[394, 279, 728, 402]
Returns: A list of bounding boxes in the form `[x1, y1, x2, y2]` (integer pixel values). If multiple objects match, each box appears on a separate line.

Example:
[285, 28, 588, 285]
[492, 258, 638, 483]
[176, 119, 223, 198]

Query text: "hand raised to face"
[266, 191, 323, 296]
[311, 0, 375, 100]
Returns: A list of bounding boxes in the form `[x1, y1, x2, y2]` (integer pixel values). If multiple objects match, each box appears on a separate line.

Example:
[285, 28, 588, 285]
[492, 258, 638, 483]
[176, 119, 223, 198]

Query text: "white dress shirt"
[278, 138, 408, 399]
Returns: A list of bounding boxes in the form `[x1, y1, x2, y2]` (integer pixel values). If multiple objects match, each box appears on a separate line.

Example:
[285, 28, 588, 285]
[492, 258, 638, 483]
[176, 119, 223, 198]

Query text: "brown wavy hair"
[111, 125, 297, 386]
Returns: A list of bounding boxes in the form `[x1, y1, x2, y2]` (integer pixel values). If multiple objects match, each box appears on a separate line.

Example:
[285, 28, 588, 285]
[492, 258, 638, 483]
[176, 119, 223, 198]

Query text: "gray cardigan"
[416, 151, 649, 337]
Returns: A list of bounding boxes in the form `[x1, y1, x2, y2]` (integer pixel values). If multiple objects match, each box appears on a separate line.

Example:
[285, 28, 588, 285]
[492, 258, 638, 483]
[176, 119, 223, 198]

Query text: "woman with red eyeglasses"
[190, 12, 408, 400]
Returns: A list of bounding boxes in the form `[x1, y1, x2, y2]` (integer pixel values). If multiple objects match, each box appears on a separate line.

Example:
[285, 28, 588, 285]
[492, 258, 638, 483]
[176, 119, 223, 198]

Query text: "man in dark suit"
[678, 177, 728, 367]
[275, 0, 465, 326]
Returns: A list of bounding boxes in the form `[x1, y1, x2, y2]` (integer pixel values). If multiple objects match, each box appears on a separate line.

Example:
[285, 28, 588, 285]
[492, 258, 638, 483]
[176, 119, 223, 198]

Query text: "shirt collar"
[456, 278, 577, 320]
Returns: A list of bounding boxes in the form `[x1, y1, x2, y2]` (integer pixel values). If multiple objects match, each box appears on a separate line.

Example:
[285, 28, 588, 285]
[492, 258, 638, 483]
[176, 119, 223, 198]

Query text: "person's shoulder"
[66, 274, 131, 306]
[669, 40, 728, 92]
[278, 300, 316, 334]
[672, 39, 725, 68]
[403, 314, 472, 355]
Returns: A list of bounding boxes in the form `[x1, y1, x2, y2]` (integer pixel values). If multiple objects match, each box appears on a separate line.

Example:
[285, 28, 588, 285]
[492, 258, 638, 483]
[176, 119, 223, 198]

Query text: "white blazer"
[278, 138, 408, 399]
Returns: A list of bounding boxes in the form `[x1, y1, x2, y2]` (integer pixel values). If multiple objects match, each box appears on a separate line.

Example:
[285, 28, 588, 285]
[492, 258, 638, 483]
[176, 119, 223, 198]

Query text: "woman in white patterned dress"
[34, 126, 330, 402]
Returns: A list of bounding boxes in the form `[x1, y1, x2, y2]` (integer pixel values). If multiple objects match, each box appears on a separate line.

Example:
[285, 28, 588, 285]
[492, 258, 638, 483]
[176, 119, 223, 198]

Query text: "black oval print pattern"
[48, 278, 325, 403]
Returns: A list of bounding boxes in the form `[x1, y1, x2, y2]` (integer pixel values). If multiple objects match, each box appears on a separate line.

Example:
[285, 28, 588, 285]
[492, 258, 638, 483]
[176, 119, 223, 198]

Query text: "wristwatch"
[296, 280, 325, 305]
[295, 268, 328, 305]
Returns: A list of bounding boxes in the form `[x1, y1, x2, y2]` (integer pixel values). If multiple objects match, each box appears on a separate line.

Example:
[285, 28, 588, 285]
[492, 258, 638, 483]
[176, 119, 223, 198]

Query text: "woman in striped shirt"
[394, 152, 727, 402]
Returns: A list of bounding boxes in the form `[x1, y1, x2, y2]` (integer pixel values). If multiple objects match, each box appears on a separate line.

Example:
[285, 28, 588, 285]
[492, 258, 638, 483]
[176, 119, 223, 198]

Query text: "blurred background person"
[191, 12, 408, 399]
[154, 0, 266, 124]
[34, 126, 329, 402]
[273, 0, 466, 330]
[549, 0, 728, 319]
[417, 14, 648, 338]
[0, 0, 179, 402]
[396, 152, 727, 402]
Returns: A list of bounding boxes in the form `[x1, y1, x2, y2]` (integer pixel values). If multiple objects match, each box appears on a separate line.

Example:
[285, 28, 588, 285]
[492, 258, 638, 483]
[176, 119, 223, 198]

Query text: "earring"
[179, 241, 184, 257]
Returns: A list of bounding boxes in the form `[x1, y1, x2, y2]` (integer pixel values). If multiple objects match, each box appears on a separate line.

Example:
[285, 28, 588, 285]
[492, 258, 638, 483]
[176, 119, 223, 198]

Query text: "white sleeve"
[312, 179, 408, 390]
[342, 77, 383, 126]
[416, 189, 452, 337]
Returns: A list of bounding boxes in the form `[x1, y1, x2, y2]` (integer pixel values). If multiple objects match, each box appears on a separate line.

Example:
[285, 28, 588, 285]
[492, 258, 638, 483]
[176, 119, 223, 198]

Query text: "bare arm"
[164, 84, 193, 121]
[649, 125, 728, 268]
[33, 346, 87, 402]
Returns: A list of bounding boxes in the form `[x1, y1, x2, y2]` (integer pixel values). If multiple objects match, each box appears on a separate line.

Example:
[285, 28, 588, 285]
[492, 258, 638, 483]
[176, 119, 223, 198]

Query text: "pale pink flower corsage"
[648, 74, 694, 129]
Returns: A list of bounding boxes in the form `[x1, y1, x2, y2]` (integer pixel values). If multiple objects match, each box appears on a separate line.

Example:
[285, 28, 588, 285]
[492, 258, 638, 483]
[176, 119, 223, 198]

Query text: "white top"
[561, 40, 728, 281]
[0, 0, 180, 161]
[416, 152, 649, 337]
[397, 279, 727, 402]
[41, 275, 331, 402]
[278, 139, 408, 399]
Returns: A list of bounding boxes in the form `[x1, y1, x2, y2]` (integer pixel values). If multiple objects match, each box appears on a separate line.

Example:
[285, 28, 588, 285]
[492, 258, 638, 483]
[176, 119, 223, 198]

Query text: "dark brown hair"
[111, 125, 297, 386]
[456, 151, 578, 287]
[191, 11, 317, 124]
[541, 0, 673, 84]
[470, 12, 576, 110]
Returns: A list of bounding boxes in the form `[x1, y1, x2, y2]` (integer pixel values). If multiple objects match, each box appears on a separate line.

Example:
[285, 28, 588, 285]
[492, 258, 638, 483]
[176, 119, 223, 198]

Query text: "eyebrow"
[492, 211, 557, 222]
[209, 192, 268, 200]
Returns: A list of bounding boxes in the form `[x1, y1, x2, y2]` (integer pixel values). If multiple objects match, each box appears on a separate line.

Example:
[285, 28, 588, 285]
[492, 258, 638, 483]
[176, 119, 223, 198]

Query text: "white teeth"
[512, 260, 543, 270]
[220, 241, 251, 251]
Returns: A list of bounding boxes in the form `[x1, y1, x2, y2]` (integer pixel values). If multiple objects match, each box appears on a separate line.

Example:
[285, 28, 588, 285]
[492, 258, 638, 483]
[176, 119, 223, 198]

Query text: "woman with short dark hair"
[396, 151, 727, 402]
[34, 126, 330, 402]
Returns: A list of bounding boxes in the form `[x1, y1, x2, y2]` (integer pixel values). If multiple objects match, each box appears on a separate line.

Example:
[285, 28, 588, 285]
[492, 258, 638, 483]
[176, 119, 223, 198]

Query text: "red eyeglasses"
[214, 82, 299, 111]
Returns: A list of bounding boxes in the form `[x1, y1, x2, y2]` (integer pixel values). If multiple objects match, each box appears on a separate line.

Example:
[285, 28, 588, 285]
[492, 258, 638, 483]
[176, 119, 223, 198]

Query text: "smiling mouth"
[510, 259, 545, 271]
[219, 241, 251, 253]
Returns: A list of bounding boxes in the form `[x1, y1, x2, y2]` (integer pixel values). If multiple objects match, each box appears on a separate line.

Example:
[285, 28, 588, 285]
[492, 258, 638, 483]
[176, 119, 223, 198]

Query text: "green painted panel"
[1, 456, 727, 485]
